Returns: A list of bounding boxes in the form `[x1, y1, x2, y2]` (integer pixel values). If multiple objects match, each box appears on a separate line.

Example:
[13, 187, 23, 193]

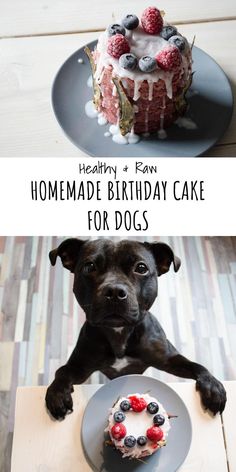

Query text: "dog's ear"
[144, 242, 181, 276]
[49, 238, 86, 273]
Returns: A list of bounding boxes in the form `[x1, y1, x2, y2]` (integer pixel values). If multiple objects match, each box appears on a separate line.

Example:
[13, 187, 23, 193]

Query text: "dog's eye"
[134, 262, 149, 275]
[82, 262, 96, 274]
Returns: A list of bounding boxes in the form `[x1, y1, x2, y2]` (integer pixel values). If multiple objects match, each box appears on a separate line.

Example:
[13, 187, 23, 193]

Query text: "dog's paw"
[45, 382, 74, 420]
[196, 373, 227, 415]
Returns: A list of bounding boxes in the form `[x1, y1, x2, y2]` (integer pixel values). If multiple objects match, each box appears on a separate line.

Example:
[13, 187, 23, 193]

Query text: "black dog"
[45, 238, 226, 420]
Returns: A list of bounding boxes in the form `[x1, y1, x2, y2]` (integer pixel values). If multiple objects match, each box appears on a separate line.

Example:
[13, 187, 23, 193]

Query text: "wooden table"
[11, 381, 236, 471]
[0, 0, 236, 157]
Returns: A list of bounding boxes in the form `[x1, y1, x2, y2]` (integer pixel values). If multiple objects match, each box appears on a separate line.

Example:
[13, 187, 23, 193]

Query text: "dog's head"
[49, 238, 180, 328]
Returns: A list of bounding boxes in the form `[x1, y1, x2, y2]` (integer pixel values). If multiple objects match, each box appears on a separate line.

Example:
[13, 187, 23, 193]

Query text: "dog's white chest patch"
[112, 327, 124, 334]
[111, 357, 131, 372]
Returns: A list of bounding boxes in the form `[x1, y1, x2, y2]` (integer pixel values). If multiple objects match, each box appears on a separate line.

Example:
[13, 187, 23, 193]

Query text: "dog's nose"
[103, 284, 128, 301]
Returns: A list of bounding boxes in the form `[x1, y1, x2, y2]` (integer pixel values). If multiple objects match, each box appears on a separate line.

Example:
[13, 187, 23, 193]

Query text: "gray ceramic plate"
[81, 375, 192, 472]
[52, 41, 233, 157]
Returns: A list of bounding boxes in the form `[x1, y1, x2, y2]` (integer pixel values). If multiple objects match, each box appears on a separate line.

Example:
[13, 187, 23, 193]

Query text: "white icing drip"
[109, 125, 140, 145]
[87, 75, 93, 88]
[112, 84, 117, 96]
[121, 78, 129, 90]
[107, 393, 170, 459]
[144, 107, 149, 133]
[109, 124, 120, 135]
[98, 113, 108, 126]
[128, 133, 140, 144]
[104, 131, 111, 137]
[148, 80, 154, 101]
[85, 101, 109, 128]
[85, 100, 98, 118]
[112, 134, 128, 145]
[160, 95, 166, 131]
[158, 129, 167, 139]
[164, 72, 174, 99]
[97, 67, 106, 85]
[133, 80, 141, 101]
[175, 116, 197, 130]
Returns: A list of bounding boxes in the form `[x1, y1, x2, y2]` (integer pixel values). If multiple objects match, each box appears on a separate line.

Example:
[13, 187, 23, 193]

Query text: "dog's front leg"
[150, 339, 227, 415]
[45, 361, 93, 420]
[45, 325, 98, 420]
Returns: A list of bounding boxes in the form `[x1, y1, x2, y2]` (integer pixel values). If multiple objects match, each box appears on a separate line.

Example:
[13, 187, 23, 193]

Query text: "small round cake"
[106, 393, 170, 459]
[85, 6, 193, 141]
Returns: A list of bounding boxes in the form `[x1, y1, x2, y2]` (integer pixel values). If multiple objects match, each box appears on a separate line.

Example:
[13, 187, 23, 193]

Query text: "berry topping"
[122, 14, 139, 30]
[156, 45, 181, 71]
[137, 436, 147, 446]
[153, 413, 165, 426]
[107, 24, 126, 37]
[160, 25, 178, 40]
[107, 34, 130, 59]
[120, 399, 131, 411]
[111, 423, 127, 440]
[128, 395, 147, 412]
[169, 34, 187, 52]
[141, 7, 163, 35]
[124, 435, 136, 448]
[119, 53, 138, 70]
[113, 411, 126, 423]
[147, 402, 159, 414]
[146, 425, 164, 442]
[139, 56, 157, 72]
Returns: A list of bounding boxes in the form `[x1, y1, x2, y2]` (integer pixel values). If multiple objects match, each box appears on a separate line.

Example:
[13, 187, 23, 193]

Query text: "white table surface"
[11, 381, 236, 472]
[0, 0, 236, 157]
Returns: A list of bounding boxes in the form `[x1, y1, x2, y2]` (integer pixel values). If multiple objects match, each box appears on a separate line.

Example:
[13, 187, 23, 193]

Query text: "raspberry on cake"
[85, 5, 193, 140]
[105, 393, 171, 459]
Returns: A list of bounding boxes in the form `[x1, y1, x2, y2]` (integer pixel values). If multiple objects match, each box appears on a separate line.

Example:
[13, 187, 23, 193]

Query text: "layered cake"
[106, 393, 170, 459]
[85, 6, 193, 142]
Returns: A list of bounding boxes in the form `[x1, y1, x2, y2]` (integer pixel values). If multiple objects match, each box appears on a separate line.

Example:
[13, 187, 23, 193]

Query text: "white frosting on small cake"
[106, 393, 170, 459]
[94, 24, 190, 101]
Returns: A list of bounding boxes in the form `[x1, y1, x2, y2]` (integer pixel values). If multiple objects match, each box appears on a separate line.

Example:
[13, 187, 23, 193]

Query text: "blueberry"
[107, 24, 126, 37]
[113, 411, 125, 422]
[147, 402, 159, 414]
[119, 53, 138, 70]
[153, 414, 165, 426]
[137, 436, 147, 446]
[160, 25, 178, 40]
[122, 14, 139, 30]
[169, 35, 187, 52]
[124, 435, 136, 448]
[139, 56, 157, 73]
[120, 400, 131, 411]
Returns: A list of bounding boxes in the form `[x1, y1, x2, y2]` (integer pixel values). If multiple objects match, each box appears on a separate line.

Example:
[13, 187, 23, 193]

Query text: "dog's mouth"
[102, 314, 128, 327]
[92, 310, 138, 328]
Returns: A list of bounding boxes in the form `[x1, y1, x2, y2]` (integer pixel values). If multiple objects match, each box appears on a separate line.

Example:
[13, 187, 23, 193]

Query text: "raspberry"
[128, 395, 147, 412]
[146, 425, 164, 442]
[141, 7, 163, 35]
[156, 45, 181, 71]
[107, 34, 130, 59]
[111, 423, 127, 440]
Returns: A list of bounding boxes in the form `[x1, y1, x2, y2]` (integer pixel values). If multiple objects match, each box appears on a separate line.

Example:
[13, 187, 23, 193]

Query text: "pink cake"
[86, 6, 193, 140]
[106, 393, 170, 459]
